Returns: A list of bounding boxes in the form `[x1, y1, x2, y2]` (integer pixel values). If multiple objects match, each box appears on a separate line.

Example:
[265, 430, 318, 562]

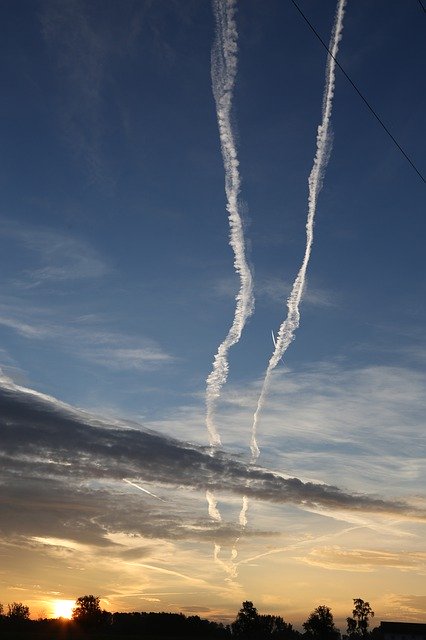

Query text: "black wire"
[289, 0, 425, 184]
[418, 0, 426, 14]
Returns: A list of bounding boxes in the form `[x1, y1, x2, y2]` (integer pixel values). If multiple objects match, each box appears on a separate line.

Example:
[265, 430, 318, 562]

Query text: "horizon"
[0, 0, 425, 629]
[0, 595, 396, 633]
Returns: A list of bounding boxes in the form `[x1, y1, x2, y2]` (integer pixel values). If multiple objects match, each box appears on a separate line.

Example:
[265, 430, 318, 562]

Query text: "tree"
[232, 603, 299, 639]
[7, 602, 30, 620]
[346, 617, 357, 638]
[259, 614, 300, 638]
[232, 601, 261, 639]
[72, 595, 110, 627]
[303, 605, 340, 640]
[346, 599, 374, 638]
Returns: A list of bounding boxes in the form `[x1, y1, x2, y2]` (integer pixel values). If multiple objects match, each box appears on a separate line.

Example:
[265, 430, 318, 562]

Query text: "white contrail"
[250, 0, 347, 462]
[238, 495, 249, 527]
[214, 543, 238, 581]
[230, 496, 248, 563]
[123, 478, 166, 502]
[206, 0, 254, 448]
[206, 490, 222, 522]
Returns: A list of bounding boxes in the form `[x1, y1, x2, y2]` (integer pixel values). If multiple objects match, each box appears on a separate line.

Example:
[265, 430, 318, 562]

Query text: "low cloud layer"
[0, 376, 423, 544]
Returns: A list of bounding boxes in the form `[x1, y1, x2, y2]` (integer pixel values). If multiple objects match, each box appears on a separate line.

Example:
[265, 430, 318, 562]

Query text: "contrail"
[214, 543, 238, 581]
[250, 0, 347, 463]
[206, 489, 222, 522]
[238, 495, 249, 527]
[206, 0, 254, 448]
[127, 562, 207, 586]
[123, 478, 166, 502]
[235, 489, 249, 552]
[230, 496, 247, 564]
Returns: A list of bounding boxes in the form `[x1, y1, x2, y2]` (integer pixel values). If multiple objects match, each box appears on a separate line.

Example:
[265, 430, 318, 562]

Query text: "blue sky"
[0, 0, 425, 627]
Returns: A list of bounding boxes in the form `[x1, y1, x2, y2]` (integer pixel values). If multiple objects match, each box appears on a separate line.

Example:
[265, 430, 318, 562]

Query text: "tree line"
[0, 595, 381, 640]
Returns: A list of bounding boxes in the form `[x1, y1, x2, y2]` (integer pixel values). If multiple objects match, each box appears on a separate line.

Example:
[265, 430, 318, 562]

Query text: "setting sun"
[53, 599, 74, 619]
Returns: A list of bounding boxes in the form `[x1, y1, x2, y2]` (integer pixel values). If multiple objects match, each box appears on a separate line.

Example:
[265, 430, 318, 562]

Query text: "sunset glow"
[53, 600, 74, 620]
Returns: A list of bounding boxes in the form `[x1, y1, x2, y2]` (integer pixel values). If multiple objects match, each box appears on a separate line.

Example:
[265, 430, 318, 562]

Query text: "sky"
[0, 0, 425, 630]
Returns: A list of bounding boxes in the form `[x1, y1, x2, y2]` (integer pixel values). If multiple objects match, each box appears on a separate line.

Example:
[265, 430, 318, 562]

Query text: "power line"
[289, 0, 425, 184]
[418, 0, 426, 15]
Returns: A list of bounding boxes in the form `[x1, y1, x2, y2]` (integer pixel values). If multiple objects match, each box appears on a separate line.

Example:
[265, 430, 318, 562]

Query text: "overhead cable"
[290, 0, 425, 184]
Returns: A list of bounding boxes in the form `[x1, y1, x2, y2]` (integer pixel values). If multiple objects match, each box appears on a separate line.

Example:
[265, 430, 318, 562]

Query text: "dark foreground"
[0, 598, 387, 639]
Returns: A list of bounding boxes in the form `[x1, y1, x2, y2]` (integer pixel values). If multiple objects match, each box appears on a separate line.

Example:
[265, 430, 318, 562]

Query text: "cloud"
[0, 218, 174, 371]
[0, 376, 423, 537]
[391, 595, 426, 615]
[0, 219, 108, 285]
[297, 546, 426, 573]
[256, 276, 336, 308]
[41, 0, 108, 181]
[0, 370, 425, 617]
[204, 363, 426, 496]
[0, 302, 173, 372]
[181, 605, 212, 613]
[40, 0, 143, 184]
[0, 316, 46, 339]
[381, 594, 426, 622]
[85, 346, 174, 371]
[213, 274, 335, 308]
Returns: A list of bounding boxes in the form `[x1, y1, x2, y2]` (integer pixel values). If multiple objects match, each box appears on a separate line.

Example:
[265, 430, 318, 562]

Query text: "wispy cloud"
[0, 302, 173, 372]
[0, 219, 108, 285]
[257, 276, 336, 308]
[40, 0, 143, 184]
[297, 546, 426, 573]
[0, 316, 46, 338]
[84, 346, 174, 371]
[384, 594, 426, 618]
[212, 274, 335, 309]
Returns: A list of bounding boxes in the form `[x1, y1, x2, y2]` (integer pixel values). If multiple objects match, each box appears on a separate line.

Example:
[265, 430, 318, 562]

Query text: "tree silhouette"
[72, 594, 110, 627]
[259, 614, 300, 638]
[7, 602, 30, 620]
[232, 602, 300, 639]
[232, 601, 261, 639]
[303, 605, 340, 640]
[346, 599, 374, 637]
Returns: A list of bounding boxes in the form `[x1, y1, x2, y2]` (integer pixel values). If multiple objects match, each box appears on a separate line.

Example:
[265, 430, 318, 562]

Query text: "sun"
[53, 599, 74, 619]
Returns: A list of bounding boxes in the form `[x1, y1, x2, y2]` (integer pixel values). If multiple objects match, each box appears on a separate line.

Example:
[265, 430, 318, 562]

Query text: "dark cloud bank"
[0, 380, 424, 547]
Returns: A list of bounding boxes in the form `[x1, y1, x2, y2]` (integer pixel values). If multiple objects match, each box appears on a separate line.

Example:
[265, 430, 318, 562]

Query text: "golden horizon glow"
[53, 599, 74, 619]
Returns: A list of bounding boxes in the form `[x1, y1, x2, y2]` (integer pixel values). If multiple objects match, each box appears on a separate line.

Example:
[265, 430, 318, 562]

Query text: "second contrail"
[250, 0, 347, 462]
